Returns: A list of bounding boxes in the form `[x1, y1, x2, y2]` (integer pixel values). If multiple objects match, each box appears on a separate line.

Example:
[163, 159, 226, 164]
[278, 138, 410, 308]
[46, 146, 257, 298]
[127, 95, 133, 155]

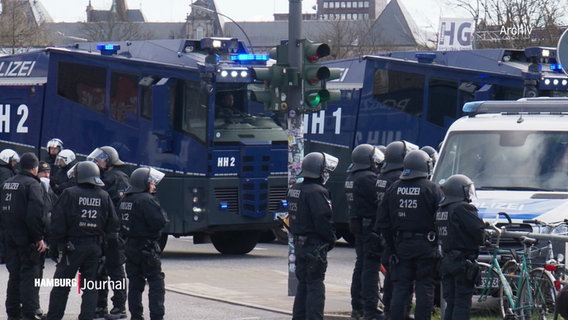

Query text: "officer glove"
[349, 218, 362, 234]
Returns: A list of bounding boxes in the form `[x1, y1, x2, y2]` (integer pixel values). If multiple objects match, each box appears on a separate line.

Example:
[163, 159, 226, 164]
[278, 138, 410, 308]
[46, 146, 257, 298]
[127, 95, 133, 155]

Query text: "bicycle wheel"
[517, 268, 556, 319]
[500, 259, 521, 319]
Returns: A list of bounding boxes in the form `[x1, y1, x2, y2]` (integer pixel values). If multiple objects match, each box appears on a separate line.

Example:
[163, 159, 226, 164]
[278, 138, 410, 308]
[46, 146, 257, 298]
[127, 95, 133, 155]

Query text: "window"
[341, 1, 346, 8]
[57, 61, 106, 112]
[427, 78, 457, 127]
[353, 1, 358, 8]
[110, 72, 138, 122]
[372, 68, 424, 117]
[324, 2, 329, 8]
[139, 75, 158, 119]
[179, 80, 208, 142]
[347, 2, 352, 8]
[329, 2, 334, 8]
[196, 27, 204, 40]
[364, 1, 369, 7]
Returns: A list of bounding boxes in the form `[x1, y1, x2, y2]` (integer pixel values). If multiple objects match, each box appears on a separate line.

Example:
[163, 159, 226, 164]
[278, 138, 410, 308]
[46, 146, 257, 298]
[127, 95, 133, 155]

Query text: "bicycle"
[477, 221, 557, 319]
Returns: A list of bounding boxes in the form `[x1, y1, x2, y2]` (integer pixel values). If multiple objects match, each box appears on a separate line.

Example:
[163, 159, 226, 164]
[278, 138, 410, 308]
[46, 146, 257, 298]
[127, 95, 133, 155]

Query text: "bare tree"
[451, 0, 566, 48]
[0, 0, 47, 53]
[80, 20, 154, 42]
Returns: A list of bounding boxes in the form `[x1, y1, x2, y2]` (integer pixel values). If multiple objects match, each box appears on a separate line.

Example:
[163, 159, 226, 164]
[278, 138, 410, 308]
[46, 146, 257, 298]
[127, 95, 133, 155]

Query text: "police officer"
[377, 150, 443, 320]
[436, 174, 485, 320]
[0, 148, 20, 265]
[0, 148, 20, 182]
[44, 139, 63, 181]
[51, 149, 77, 195]
[44, 139, 63, 167]
[1, 152, 47, 320]
[87, 146, 129, 319]
[345, 144, 384, 320]
[288, 152, 338, 320]
[46, 161, 119, 320]
[119, 167, 168, 320]
[420, 145, 439, 168]
[373, 140, 417, 318]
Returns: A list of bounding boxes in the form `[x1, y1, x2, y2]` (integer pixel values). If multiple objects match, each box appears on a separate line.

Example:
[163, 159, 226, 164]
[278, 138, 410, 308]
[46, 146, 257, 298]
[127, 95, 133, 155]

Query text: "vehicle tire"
[272, 226, 289, 244]
[258, 230, 276, 243]
[211, 230, 260, 255]
[158, 233, 168, 252]
[517, 268, 556, 319]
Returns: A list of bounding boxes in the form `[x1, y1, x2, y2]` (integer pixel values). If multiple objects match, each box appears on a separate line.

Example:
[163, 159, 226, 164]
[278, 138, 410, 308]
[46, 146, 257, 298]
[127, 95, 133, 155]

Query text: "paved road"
[0, 237, 499, 319]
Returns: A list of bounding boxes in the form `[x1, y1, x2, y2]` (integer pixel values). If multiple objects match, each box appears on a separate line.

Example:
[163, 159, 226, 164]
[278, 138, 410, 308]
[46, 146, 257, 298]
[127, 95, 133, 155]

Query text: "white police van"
[432, 98, 568, 254]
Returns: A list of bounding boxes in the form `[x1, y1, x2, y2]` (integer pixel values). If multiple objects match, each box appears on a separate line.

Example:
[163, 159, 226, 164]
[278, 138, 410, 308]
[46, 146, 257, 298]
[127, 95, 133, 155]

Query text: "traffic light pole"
[287, 0, 303, 297]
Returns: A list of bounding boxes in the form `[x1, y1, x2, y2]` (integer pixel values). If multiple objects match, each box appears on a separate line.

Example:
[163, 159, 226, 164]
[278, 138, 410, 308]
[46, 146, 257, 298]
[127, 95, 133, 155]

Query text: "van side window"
[57, 61, 106, 113]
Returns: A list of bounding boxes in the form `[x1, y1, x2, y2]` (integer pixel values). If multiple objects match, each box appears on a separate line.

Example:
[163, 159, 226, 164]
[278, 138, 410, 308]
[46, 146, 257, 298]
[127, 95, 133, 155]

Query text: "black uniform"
[377, 178, 442, 320]
[288, 178, 336, 320]
[0, 163, 16, 265]
[346, 168, 382, 319]
[119, 190, 168, 320]
[51, 162, 76, 196]
[1, 171, 46, 319]
[46, 184, 118, 320]
[96, 168, 129, 315]
[373, 169, 402, 315]
[0, 164, 16, 183]
[436, 201, 484, 320]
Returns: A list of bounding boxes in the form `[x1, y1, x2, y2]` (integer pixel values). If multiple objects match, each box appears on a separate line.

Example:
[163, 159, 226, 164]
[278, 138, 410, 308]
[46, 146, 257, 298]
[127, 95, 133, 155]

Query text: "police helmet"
[348, 144, 384, 172]
[75, 161, 104, 186]
[420, 145, 439, 167]
[87, 146, 125, 167]
[400, 150, 432, 180]
[440, 174, 476, 206]
[0, 149, 20, 166]
[46, 138, 63, 151]
[127, 167, 165, 193]
[382, 141, 418, 173]
[55, 149, 76, 166]
[299, 152, 339, 184]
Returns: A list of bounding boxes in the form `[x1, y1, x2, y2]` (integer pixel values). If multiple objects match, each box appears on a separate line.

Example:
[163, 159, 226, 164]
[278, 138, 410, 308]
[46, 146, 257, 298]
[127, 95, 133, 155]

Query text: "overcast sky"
[40, 0, 464, 32]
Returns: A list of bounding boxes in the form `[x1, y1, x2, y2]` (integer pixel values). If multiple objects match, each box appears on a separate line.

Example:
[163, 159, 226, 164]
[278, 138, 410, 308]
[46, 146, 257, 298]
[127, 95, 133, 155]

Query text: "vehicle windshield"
[212, 87, 285, 143]
[432, 131, 568, 191]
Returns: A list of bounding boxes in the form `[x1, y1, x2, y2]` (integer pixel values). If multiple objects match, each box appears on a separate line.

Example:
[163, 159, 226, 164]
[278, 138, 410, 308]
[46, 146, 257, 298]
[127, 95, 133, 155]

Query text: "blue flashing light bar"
[219, 201, 229, 210]
[230, 54, 270, 62]
[280, 199, 288, 208]
[550, 64, 563, 72]
[416, 53, 436, 63]
[96, 44, 120, 55]
[462, 101, 485, 113]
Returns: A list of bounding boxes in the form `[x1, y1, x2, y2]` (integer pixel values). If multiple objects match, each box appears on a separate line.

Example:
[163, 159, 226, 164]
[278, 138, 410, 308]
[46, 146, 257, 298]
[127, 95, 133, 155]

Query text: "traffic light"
[250, 44, 290, 111]
[301, 40, 341, 112]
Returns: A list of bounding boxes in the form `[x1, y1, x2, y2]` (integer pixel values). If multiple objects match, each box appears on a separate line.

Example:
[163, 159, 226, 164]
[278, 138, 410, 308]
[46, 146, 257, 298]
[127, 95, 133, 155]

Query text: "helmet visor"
[12, 153, 20, 163]
[67, 163, 77, 179]
[322, 153, 339, 172]
[371, 148, 385, 165]
[147, 168, 165, 186]
[466, 182, 477, 201]
[87, 148, 109, 163]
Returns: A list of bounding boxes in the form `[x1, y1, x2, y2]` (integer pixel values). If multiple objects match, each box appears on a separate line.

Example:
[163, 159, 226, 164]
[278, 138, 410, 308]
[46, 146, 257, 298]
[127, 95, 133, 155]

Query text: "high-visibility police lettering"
[78, 197, 101, 206]
[3, 183, 19, 190]
[287, 189, 301, 198]
[436, 211, 448, 221]
[396, 187, 420, 195]
[119, 201, 133, 210]
[0, 60, 36, 77]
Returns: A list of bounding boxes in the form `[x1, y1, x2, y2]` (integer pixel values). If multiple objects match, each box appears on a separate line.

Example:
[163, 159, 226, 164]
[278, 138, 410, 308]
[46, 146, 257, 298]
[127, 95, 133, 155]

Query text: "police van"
[432, 98, 568, 255]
